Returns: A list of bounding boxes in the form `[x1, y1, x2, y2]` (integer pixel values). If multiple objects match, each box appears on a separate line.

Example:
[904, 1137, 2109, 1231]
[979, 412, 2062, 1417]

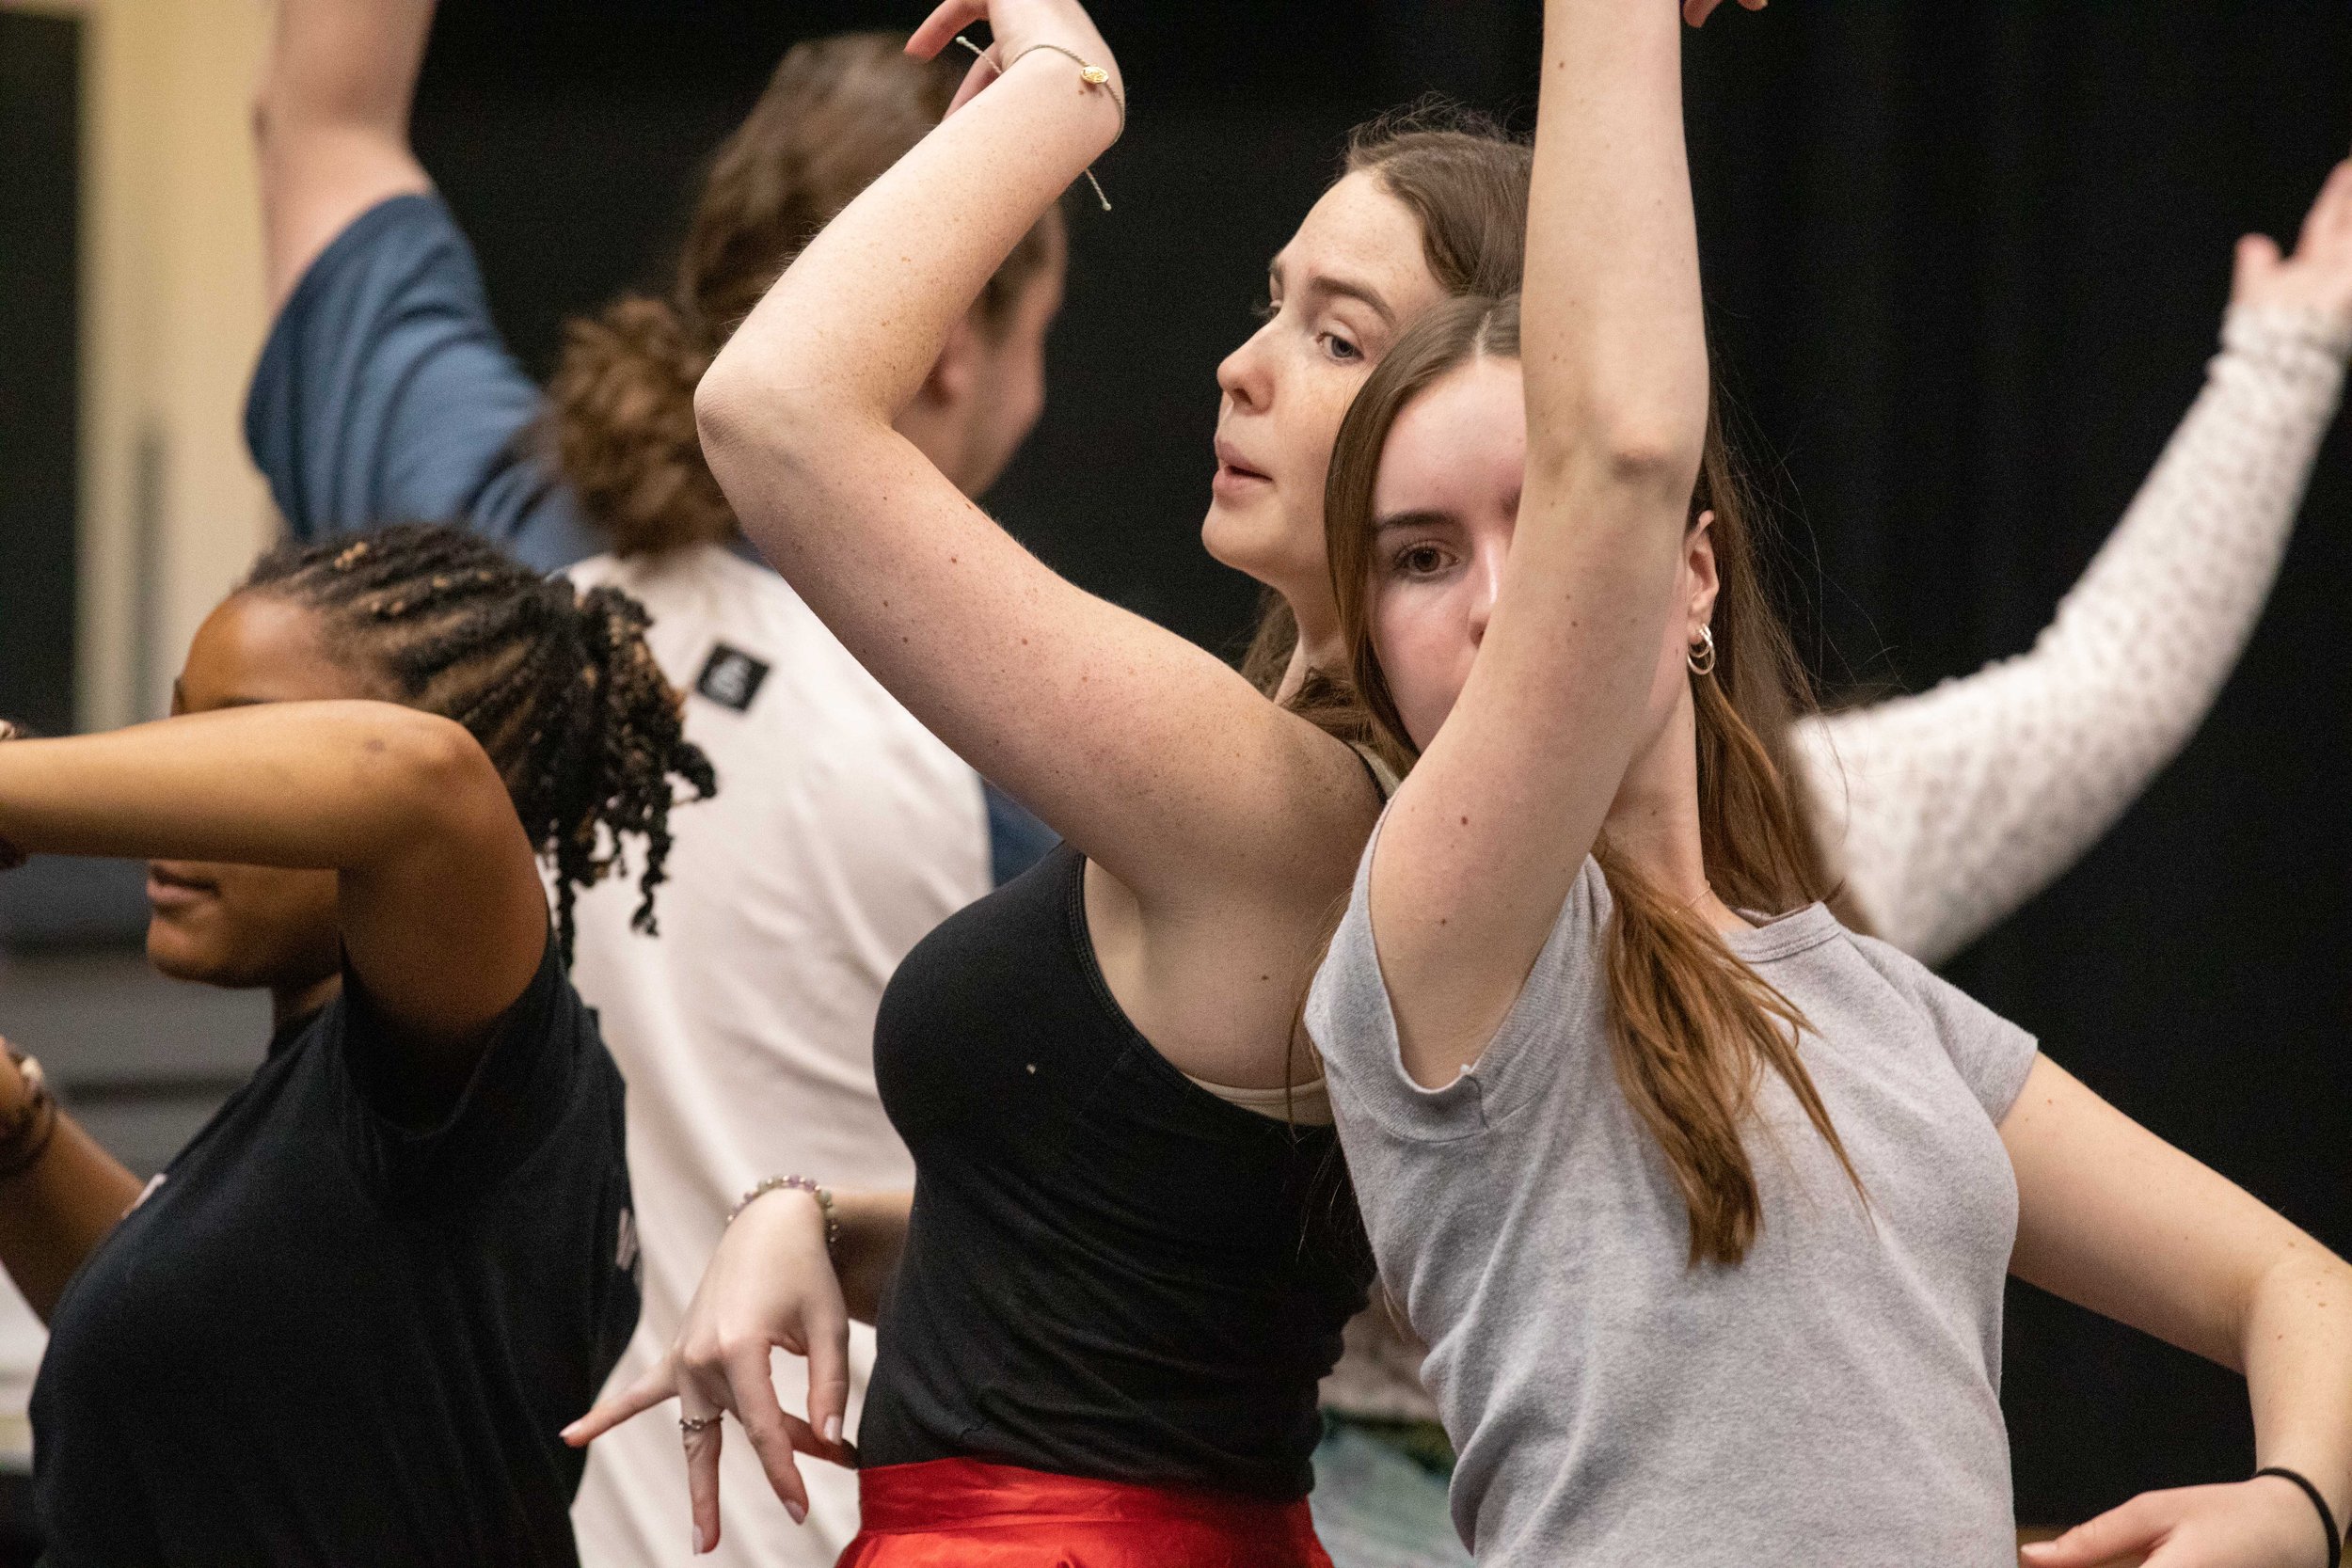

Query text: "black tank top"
[860, 843, 1371, 1498]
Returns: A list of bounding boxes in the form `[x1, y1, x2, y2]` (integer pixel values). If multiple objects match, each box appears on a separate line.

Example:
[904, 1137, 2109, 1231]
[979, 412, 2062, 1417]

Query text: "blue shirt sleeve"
[244, 193, 602, 574]
[983, 781, 1060, 887]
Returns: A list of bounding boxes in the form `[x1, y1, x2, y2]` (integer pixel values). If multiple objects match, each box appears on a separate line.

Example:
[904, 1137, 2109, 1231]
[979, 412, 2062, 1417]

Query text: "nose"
[1216, 321, 1275, 416]
[1465, 543, 1506, 650]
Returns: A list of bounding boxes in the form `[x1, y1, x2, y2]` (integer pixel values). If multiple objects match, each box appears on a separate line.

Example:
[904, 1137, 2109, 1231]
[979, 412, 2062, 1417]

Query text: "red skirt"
[835, 1457, 1333, 1568]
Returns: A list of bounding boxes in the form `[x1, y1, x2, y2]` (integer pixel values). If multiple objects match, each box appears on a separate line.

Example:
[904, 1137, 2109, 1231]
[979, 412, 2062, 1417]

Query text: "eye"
[1317, 330, 1363, 364]
[1251, 296, 1277, 324]
[1391, 542, 1451, 578]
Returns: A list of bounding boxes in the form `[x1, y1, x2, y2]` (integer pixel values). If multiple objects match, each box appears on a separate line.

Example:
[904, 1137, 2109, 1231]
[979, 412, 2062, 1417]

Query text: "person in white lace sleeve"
[1798, 157, 2352, 963]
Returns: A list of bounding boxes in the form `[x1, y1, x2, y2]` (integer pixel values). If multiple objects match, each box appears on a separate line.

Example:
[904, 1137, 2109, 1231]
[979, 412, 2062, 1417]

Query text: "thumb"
[2022, 1495, 2165, 1568]
[2233, 232, 2284, 302]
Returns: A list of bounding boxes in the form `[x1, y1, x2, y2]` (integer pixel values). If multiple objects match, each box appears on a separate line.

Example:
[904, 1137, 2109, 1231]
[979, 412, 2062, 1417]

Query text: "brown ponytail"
[1326, 296, 1860, 1267]
[545, 32, 1064, 558]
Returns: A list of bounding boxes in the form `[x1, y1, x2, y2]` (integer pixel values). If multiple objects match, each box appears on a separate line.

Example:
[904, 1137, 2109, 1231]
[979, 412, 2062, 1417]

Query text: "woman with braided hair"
[0, 522, 713, 1565]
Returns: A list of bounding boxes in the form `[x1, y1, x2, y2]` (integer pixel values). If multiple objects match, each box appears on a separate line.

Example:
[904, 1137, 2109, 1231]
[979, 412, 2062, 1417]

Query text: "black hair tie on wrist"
[2256, 1466, 2344, 1568]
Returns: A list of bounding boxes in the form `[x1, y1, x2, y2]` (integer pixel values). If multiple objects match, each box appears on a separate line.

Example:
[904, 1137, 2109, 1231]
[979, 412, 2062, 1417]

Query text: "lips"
[1212, 436, 1272, 496]
[146, 863, 220, 912]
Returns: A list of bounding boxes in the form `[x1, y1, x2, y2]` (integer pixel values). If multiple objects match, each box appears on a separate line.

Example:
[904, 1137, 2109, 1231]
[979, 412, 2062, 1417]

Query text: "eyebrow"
[1267, 257, 1397, 325]
[1375, 509, 1454, 535]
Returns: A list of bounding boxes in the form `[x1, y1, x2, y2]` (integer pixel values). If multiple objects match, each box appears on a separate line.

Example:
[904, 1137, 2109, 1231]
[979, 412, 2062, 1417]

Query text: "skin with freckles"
[149, 593, 391, 1026]
[1205, 171, 1447, 676]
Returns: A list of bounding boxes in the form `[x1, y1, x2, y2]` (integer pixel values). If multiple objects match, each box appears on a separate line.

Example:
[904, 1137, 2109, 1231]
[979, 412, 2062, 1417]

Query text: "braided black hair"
[241, 523, 719, 961]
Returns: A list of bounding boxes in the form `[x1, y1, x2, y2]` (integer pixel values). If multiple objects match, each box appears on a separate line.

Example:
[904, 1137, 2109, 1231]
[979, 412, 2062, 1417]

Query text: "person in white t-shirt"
[243, 8, 1064, 1563]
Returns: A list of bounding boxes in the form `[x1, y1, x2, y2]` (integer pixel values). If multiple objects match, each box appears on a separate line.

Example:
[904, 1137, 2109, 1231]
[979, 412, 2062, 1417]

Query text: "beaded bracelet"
[730, 1175, 839, 1254]
[0, 1053, 58, 1183]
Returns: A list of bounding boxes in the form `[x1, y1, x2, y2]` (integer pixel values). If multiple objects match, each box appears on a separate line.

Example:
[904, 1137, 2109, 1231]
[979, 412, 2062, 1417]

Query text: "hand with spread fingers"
[2233, 155, 2352, 326]
[2022, 1476, 2343, 1568]
[563, 1185, 855, 1556]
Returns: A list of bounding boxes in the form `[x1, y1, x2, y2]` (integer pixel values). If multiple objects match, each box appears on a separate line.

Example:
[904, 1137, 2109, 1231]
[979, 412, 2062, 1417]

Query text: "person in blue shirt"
[246, 7, 1066, 1564]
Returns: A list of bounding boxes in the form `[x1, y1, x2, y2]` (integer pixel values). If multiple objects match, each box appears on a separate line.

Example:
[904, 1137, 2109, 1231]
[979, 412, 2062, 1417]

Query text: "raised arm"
[2005, 1056, 2352, 1568]
[1367, 0, 1716, 1083]
[0, 704, 548, 1057]
[1800, 159, 2352, 964]
[693, 0, 1372, 914]
[254, 0, 437, 312]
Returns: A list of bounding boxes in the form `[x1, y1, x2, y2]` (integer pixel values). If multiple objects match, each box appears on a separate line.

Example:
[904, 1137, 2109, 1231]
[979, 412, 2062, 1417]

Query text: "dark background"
[6, 0, 2348, 1530]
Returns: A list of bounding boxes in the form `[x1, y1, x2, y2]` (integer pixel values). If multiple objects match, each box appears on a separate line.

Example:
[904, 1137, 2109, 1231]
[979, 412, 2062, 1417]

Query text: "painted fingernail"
[824, 1416, 843, 1445]
[787, 1498, 807, 1526]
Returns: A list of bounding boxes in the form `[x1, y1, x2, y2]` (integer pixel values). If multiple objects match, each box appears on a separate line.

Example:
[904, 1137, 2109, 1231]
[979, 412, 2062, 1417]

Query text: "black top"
[31, 940, 640, 1567]
[861, 845, 1370, 1499]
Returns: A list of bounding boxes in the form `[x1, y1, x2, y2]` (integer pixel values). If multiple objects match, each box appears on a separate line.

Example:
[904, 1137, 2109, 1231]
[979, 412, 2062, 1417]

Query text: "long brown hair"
[1326, 295, 1859, 1266]
[544, 33, 1063, 557]
[1241, 109, 1534, 694]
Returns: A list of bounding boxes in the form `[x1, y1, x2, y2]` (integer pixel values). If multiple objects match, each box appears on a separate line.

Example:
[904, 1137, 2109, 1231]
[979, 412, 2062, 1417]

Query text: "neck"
[1273, 596, 1345, 705]
[272, 971, 342, 1034]
[1603, 689, 1745, 936]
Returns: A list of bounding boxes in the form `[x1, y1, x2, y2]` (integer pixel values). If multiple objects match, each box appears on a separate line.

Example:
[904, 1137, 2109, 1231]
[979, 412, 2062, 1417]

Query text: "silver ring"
[678, 1414, 722, 1435]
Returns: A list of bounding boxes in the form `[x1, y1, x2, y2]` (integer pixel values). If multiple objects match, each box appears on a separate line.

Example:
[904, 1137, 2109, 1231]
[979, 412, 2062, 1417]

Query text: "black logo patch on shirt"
[694, 643, 771, 713]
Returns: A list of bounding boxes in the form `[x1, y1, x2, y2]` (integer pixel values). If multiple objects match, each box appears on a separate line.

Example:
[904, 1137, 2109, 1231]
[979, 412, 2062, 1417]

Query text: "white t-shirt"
[564, 544, 996, 1568]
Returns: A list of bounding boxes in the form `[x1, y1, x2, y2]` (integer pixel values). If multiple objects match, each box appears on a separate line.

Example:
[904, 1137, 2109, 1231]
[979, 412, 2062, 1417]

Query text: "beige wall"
[11, 0, 278, 730]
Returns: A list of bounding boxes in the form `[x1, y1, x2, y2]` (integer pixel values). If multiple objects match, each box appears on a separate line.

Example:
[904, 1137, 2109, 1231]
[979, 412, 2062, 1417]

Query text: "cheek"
[1371, 589, 1467, 747]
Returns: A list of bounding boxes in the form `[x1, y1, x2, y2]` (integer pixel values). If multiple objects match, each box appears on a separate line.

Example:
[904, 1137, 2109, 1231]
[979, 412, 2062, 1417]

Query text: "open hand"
[2021, 1477, 2335, 1568]
[562, 1187, 855, 1556]
[2233, 157, 2352, 326]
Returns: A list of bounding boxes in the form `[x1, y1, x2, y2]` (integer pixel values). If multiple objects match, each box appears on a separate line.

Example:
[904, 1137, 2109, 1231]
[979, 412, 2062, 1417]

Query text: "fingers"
[2021, 1492, 2169, 1568]
[723, 1341, 811, 1528]
[907, 0, 990, 62]
[1685, 0, 1766, 24]
[2232, 232, 2284, 303]
[682, 1398, 724, 1556]
[2296, 158, 2352, 256]
[561, 1361, 675, 1448]
[803, 1309, 854, 1459]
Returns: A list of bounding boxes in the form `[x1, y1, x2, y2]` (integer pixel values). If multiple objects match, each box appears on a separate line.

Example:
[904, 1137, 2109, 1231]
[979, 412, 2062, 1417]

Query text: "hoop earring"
[1686, 625, 1717, 676]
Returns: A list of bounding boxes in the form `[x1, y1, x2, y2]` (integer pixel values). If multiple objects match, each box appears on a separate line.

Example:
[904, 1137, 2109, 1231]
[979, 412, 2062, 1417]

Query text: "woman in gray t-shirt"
[1304, 4, 2352, 1567]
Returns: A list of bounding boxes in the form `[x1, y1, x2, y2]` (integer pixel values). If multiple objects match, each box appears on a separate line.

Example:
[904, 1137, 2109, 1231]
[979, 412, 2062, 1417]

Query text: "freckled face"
[1365, 359, 1712, 757]
[146, 594, 376, 993]
[1204, 172, 1449, 622]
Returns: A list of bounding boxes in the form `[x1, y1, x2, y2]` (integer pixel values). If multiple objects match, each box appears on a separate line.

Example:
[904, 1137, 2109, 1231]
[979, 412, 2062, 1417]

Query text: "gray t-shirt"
[1306, 842, 2039, 1567]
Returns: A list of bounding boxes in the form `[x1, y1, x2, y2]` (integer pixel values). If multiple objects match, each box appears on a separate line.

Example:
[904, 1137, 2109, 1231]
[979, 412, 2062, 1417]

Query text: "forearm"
[0, 1115, 143, 1323]
[830, 1188, 912, 1326]
[2241, 1244, 2352, 1528]
[256, 0, 437, 308]
[1808, 304, 2351, 962]
[699, 48, 1115, 457]
[1521, 0, 1708, 482]
[0, 705, 489, 872]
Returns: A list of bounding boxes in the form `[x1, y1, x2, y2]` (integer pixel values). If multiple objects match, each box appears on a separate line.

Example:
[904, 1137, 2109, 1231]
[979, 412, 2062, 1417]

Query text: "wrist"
[2254, 1467, 2345, 1568]
[731, 1175, 838, 1254]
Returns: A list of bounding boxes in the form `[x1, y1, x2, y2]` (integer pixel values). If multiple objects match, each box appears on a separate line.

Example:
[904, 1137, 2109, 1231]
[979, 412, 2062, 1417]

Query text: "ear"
[1683, 509, 1723, 638]
[915, 310, 984, 411]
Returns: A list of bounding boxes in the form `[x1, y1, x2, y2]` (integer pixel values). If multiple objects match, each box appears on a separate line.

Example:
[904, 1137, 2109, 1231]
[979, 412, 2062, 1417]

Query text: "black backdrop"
[410, 1, 2352, 1524]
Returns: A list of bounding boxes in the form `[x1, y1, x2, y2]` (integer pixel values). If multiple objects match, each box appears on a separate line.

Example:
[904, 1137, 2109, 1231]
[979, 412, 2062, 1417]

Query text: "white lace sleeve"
[1795, 304, 2351, 965]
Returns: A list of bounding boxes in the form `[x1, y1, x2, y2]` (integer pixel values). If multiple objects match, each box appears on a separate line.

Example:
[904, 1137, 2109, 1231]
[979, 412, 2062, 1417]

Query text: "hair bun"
[545, 295, 739, 557]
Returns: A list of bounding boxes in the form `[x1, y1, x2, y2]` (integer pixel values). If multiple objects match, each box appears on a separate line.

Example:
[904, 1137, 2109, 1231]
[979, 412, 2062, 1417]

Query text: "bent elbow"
[373, 710, 509, 836]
